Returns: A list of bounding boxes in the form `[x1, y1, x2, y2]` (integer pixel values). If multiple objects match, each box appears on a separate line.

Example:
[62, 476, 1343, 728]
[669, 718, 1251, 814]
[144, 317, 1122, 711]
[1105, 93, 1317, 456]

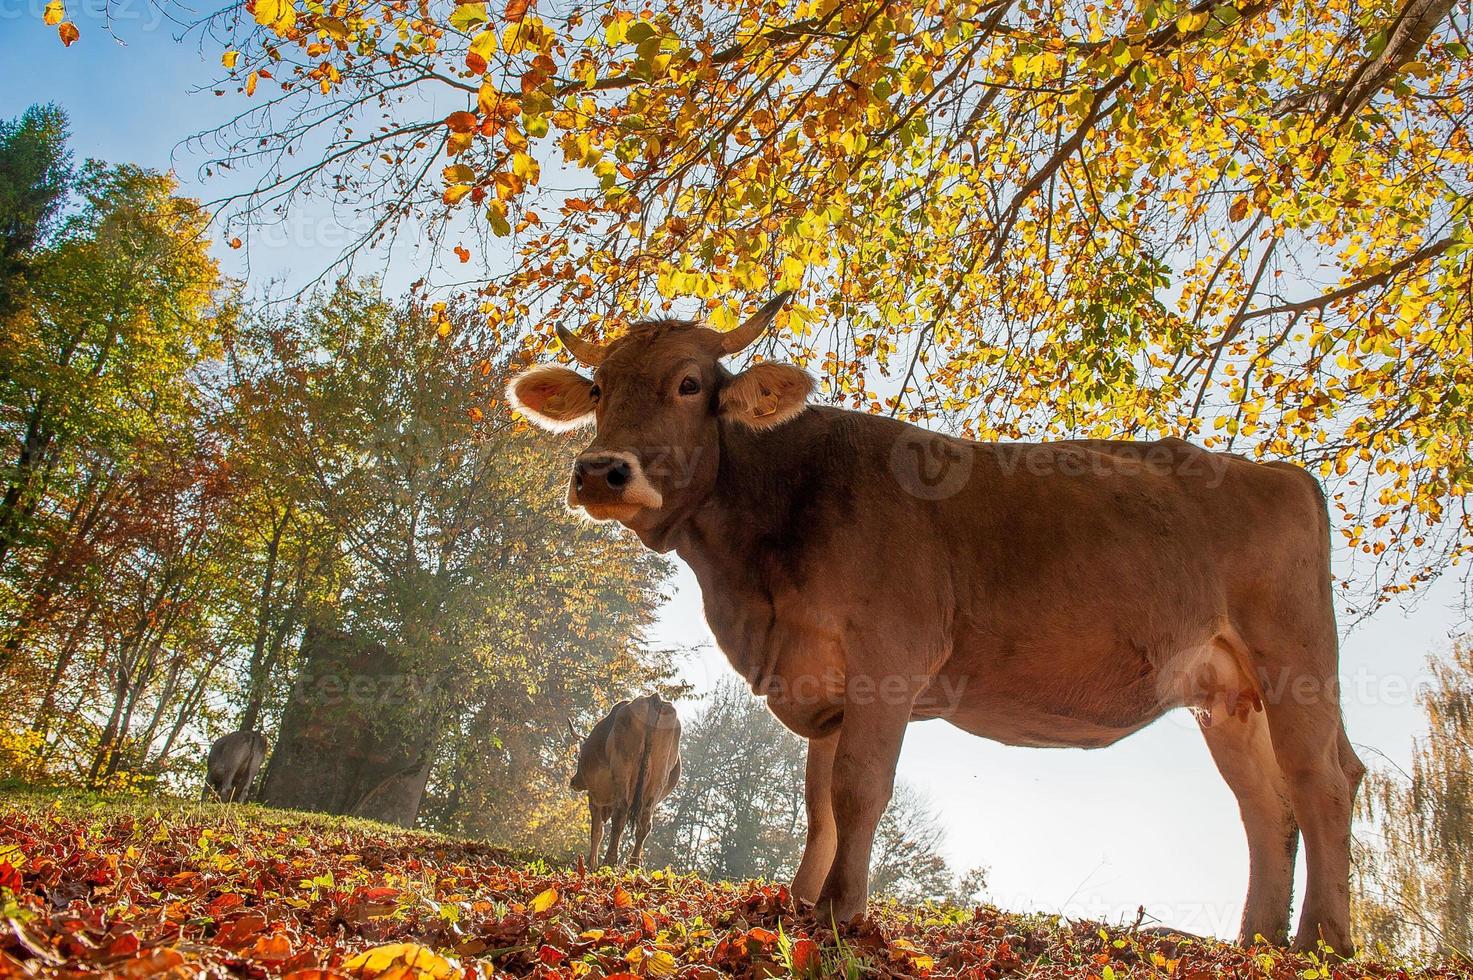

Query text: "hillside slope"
[0, 791, 1459, 979]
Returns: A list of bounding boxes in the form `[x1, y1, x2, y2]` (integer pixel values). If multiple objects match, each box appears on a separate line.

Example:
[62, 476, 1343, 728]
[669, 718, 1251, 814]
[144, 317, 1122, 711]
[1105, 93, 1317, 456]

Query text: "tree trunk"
[0, 399, 54, 573]
[87, 645, 131, 786]
[238, 501, 291, 732]
[153, 649, 224, 774]
[259, 623, 441, 827]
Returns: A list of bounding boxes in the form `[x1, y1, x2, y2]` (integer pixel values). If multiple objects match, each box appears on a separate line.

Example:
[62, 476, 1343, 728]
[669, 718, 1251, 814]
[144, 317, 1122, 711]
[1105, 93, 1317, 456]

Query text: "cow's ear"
[508, 365, 597, 430]
[720, 362, 813, 430]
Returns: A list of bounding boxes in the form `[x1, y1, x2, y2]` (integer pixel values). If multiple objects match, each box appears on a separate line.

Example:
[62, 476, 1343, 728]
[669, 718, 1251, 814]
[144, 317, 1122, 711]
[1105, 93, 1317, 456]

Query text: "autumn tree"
[645, 679, 981, 904]
[1353, 637, 1473, 963]
[152, 0, 1473, 613]
[0, 117, 233, 787]
[230, 284, 673, 825]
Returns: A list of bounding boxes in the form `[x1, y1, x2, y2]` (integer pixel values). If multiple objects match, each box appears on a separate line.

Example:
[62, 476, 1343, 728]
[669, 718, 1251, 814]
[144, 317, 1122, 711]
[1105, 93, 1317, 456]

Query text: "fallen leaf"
[529, 885, 559, 913]
[344, 942, 460, 979]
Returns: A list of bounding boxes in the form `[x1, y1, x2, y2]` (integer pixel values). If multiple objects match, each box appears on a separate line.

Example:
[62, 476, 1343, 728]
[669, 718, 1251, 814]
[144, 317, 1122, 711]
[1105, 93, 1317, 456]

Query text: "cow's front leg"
[813, 683, 912, 925]
[791, 731, 838, 902]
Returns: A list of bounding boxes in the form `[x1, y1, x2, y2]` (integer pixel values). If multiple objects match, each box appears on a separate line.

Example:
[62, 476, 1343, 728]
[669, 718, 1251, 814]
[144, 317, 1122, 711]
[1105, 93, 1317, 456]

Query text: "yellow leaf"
[443, 184, 473, 205]
[529, 886, 558, 913]
[470, 29, 498, 61]
[246, 71, 259, 96]
[443, 164, 475, 184]
[43, 0, 64, 26]
[446, 130, 474, 155]
[1176, 10, 1208, 31]
[477, 81, 501, 117]
[344, 942, 459, 979]
[449, 2, 487, 33]
[222, 49, 240, 69]
[253, 0, 296, 31]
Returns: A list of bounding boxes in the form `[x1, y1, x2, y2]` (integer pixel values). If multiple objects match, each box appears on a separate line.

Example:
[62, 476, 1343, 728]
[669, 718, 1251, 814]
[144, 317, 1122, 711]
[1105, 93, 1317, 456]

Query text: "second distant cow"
[571, 694, 681, 867]
[202, 730, 267, 804]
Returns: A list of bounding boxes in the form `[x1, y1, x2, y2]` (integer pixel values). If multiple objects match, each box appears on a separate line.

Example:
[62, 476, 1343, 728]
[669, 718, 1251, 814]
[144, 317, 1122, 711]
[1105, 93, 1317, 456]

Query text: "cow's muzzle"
[570, 451, 663, 521]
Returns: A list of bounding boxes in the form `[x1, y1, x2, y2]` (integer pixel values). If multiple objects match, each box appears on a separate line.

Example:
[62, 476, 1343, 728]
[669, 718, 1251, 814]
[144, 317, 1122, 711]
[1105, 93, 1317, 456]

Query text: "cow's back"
[636, 698, 681, 807]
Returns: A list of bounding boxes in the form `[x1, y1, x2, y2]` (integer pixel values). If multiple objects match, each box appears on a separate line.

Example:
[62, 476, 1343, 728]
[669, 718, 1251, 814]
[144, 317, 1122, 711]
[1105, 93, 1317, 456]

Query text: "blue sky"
[5, 4, 1469, 937]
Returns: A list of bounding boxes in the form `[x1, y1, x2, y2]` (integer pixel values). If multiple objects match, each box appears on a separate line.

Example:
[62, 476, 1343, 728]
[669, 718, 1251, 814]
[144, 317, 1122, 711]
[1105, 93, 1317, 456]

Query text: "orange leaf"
[445, 111, 478, 133]
[504, 0, 531, 22]
[57, 21, 79, 45]
[250, 932, 294, 963]
[791, 937, 820, 974]
[119, 949, 186, 978]
[215, 912, 268, 949]
[612, 885, 633, 908]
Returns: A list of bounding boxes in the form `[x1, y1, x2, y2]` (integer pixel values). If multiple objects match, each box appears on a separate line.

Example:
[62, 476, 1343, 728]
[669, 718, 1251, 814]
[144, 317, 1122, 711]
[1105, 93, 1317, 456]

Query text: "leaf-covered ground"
[0, 791, 1462, 979]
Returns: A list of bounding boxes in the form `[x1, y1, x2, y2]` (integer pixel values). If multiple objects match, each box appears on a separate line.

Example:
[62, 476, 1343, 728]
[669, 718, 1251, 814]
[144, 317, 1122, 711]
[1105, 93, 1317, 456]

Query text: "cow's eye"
[589, 384, 601, 402]
[678, 376, 701, 396]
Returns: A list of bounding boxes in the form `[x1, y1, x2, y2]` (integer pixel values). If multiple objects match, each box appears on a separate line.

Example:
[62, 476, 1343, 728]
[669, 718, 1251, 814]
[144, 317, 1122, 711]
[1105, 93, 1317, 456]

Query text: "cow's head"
[508, 293, 811, 538]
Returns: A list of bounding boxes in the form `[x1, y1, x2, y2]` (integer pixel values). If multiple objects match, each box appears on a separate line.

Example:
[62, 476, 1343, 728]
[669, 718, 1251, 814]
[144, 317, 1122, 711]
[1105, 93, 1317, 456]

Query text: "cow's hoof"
[1290, 935, 1353, 959]
[811, 895, 863, 930]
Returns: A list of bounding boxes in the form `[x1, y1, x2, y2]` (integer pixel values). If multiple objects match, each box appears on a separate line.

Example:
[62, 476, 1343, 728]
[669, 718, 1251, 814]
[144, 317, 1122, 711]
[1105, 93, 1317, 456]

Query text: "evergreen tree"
[0, 104, 72, 318]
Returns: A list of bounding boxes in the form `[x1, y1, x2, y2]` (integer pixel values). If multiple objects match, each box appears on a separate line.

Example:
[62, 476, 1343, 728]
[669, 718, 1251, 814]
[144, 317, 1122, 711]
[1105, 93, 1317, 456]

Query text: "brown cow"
[571, 694, 682, 867]
[203, 730, 267, 804]
[509, 294, 1364, 952]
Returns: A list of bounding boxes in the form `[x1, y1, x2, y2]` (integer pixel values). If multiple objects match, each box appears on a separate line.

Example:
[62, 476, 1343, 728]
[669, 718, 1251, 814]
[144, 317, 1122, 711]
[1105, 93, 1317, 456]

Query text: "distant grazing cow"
[509, 294, 1364, 952]
[203, 730, 267, 804]
[571, 695, 681, 867]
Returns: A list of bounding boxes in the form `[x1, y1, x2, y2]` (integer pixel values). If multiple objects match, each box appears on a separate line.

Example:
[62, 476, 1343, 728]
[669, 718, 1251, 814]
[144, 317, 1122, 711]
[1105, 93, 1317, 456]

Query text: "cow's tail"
[627, 696, 659, 833]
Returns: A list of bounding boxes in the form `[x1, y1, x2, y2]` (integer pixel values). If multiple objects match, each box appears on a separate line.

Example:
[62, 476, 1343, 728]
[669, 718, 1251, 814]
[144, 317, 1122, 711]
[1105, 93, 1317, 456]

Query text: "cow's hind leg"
[239, 760, 261, 804]
[603, 804, 628, 867]
[628, 805, 652, 867]
[588, 802, 609, 868]
[1256, 653, 1356, 953]
[791, 731, 837, 903]
[1199, 709, 1297, 946]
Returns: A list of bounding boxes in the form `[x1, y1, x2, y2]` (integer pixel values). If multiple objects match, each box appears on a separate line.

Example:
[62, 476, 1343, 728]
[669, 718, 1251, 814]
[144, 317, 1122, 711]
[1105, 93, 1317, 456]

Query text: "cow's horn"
[720, 291, 794, 355]
[555, 324, 607, 367]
